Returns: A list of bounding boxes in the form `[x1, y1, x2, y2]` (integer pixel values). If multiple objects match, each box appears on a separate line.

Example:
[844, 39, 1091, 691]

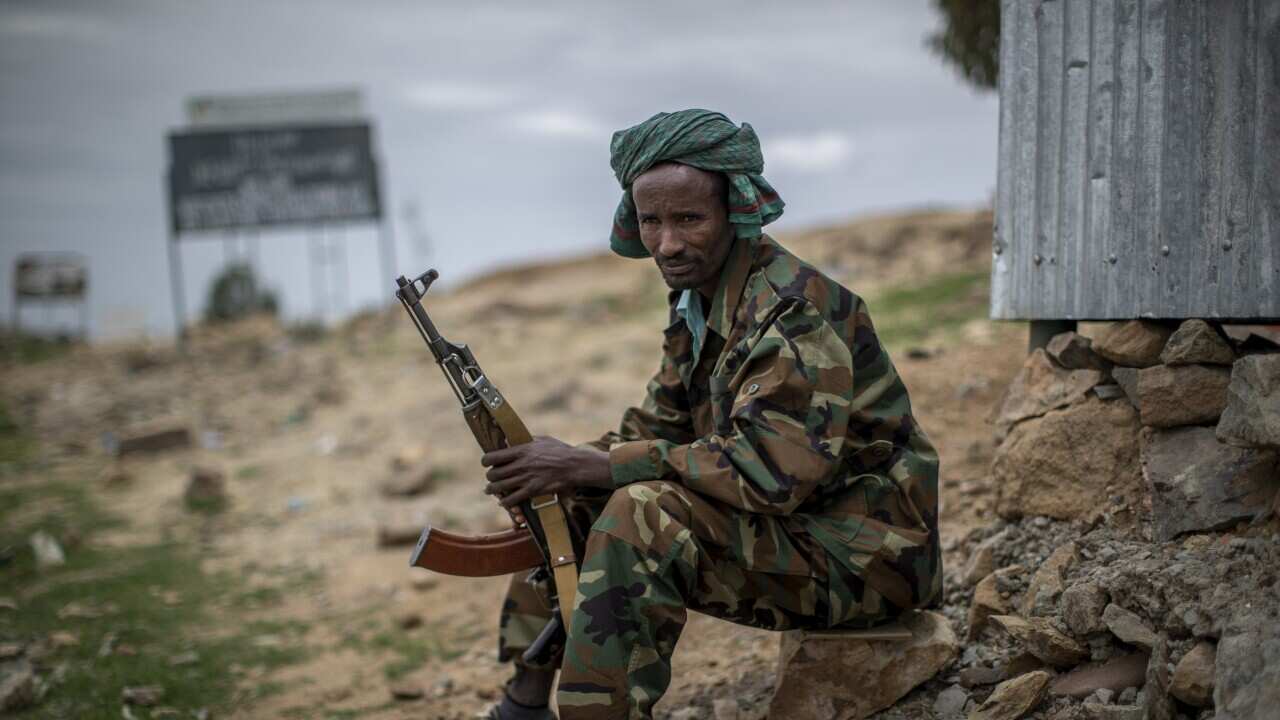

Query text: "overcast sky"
[0, 0, 998, 340]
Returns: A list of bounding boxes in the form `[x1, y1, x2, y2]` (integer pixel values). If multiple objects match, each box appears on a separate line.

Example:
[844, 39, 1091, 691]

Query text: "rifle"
[395, 269, 578, 663]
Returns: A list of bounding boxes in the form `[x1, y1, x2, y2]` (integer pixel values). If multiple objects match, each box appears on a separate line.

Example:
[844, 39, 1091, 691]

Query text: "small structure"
[991, 0, 1279, 342]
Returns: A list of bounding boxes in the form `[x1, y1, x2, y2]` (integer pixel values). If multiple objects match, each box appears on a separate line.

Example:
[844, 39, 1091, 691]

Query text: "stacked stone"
[958, 319, 1280, 720]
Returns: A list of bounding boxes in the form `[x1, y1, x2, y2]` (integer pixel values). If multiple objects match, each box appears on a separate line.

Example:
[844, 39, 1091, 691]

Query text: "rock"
[963, 540, 997, 587]
[991, 615, 1089, 667]
[770, 610, 957, 720]
[167, 651, 199, 667]
[1140, 426, 1278, 541]
[397, 611, 423, 630]
[1061, 581, 1109, 636]
[1092, 688, 1115, 704]
[1144, 638, 1175, 720]
[668, 708, 701, 720]
[121, 685, 164, 706]
[1160, 320, 1236, 365]
[1215, 630, 1280, 720]
[389, 684, 424, 700]
[1047, 332, 1113, 371]
[183, 467, 227, 511]
[1092, 384, 1124, 400]
[1136, 363, 1232, 427]
[376, 524, 423, 548]
[1217, 354, 1280, 449]
[1110, 367, 1140, 408]
[389, 446, 426, 472]
[713, 697, 767, 720]
[968, 670, 1051, 720]
[1169, 641, 1214, 707]
[1050, 652, 1150, 698]
[29, 530, 66, 570]
[0, 643, 21, 660]
[959, 666, 1006, 688]
[934, 685, 970, 717]
[380, 464, 440, 498]
[992, 350, 1104, 438]
[1093, 321, 1174, 368]
[409, 573, 439, 592]
[0, 598, 16, 611]
[968, 573, 1009, 640]
[0, 664, 37, 711]
[48, 631, 78, 648]
[117, 422, 192, 456]
[1080, 703, 1144, 720]
[1102, 604, 1158, 650]
[1021, 543, 1076, 616]
[993, 397, 1142, 521]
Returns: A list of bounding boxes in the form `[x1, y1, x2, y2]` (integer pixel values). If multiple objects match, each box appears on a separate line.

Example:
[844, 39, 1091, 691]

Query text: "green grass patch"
[0, 332, 75, 365]
[339, 620, 464, 681]
[864, 270, 990, 349]
[0, 400, 37, 473]
[0, 481, 312, 718]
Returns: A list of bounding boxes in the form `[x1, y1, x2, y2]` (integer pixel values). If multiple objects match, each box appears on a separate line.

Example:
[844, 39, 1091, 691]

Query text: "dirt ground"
[2, 207, 1028, 719]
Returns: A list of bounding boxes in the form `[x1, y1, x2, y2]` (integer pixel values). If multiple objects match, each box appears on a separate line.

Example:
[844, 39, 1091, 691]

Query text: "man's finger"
[480, 446, 523, 467]
[484, 461, 524, 483]
[484, 476, 526, 495]
[499, 485, 534, 509]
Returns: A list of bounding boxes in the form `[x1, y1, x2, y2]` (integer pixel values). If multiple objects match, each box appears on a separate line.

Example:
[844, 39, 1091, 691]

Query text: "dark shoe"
[483, 693, 557, 720]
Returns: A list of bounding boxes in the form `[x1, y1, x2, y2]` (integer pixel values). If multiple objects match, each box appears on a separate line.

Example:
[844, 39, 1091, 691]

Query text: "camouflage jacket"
[592, 234, 943, 612]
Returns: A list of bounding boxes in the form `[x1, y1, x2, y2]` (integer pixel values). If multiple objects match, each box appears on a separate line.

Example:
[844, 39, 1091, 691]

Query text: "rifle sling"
[489, 399, 579, 632]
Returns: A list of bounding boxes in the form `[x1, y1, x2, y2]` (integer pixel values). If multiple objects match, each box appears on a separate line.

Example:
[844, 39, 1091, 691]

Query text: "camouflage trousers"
[497, 480, 895, 720]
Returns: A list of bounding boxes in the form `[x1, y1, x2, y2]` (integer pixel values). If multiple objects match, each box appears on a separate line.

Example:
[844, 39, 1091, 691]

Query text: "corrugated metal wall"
[991, 0, 1280, 320]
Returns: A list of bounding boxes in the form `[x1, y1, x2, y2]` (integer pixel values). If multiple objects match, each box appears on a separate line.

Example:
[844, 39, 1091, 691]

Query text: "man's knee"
[590, 480, 693, 556]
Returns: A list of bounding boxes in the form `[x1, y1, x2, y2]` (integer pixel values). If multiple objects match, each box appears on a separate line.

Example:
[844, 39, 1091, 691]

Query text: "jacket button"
[747, 383, 760, 395]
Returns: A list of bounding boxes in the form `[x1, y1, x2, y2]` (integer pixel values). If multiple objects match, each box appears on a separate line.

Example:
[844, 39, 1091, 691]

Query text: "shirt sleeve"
[608, 299, 853, 515]
[580, 335, 698, 452]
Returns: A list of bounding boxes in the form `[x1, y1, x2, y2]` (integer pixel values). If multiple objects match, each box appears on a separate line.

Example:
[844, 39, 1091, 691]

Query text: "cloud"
[0, 9, 114, 41]
[401, 82, 518, 111]
[765, 131, 853, 173]
[509, 109, 609, 142]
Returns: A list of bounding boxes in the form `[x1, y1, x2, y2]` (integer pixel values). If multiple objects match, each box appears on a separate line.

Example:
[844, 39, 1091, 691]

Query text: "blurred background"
[0, 0, 997, 342]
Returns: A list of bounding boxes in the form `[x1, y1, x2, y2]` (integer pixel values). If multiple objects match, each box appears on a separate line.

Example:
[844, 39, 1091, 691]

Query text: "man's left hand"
[481, 436, 612, 510]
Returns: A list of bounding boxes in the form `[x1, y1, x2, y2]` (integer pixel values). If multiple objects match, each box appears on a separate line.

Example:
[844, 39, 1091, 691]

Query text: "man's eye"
[681, 214, 701, 222]
[640, 217, 659, 225]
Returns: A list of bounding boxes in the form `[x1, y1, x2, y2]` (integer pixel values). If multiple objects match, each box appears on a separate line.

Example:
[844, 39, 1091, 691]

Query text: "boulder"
[1050, 652, 1150, 698]
[1215, 631, 1280, 720]
[1102, 604, 1158, 650]
[1135, 364, 1232, 427]
[376, 524, 423, 548]
[1060, 581, 1109, 636]
[1160, 320, 1236, 366]
[1080, 703, 1144, 720]
[183, 467, 227, 512]
[0, 664, 37, 711]
[117, 422, 192, 456]
[380, 464, 441, 498]
[1046, 332, 1113, 371]
[963, 537, 998, 587]
[967, 670, 1051, 720]
[1216, 354, 1280, 449]
[968, 572, 1010, 640]
[1020, 543, 1076, 617]
[769, 611, 957, 720]
[1093, 321, 1174, 368]
[933, 685, 970, 717]
[1110, 367, 1140, 409]
[993, 397, 1142, 521]
[1144, 638, 1175, 720]
[1169, 641, 1215, 708]
[992, 350, 1104, 438]
[991, 615, 1089, 667]
[1140, 426, 1279, 541]
[29, 530, 66, 570]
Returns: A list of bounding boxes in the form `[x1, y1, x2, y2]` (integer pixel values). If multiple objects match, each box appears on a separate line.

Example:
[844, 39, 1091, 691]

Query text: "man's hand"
[482, 436, 613, 510]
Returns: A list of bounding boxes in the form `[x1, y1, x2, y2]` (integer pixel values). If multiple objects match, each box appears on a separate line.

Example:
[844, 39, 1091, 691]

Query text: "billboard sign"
[168, 123, 381, 234]
[186, 88, 364, 128]
[15, 254, 88, 299]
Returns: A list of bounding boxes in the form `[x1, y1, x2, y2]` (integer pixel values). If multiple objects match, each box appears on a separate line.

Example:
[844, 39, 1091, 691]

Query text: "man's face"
[632, 163, 734, 294]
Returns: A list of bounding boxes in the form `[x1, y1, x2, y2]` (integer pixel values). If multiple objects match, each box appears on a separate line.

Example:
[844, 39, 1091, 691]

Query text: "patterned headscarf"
[608, 109, 785, 258]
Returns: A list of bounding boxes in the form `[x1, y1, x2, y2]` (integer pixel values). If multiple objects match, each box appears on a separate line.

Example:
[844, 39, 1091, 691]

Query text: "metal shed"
[991, 0, 1280, 322]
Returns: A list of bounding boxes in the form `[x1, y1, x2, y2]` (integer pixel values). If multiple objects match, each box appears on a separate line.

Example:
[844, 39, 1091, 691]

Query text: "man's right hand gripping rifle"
[395, 269, 583, 666]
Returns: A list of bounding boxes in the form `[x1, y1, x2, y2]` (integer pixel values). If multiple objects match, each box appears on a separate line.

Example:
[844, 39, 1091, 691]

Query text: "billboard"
[15, 254, 88, 299]
[168, 123, 381, 234]
[186, 88, 364, 128]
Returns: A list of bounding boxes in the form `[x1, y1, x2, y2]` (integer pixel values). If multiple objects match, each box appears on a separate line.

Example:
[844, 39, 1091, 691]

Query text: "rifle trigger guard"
[530, 494, 559, 510]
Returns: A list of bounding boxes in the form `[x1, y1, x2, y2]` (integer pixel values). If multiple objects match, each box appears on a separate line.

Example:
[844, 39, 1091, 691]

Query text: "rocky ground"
[1, 206, 1276, 719]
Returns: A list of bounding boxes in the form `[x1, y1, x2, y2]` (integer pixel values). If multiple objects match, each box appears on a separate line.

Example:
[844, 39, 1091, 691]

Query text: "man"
[481, 109, 942, 720]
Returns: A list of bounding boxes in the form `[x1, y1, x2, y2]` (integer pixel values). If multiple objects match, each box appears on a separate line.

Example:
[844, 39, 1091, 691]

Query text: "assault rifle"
[395, 269, 578, 664]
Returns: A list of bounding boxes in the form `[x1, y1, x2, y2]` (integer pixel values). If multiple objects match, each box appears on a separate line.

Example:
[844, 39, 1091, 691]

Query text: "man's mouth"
[662, 262, 697, 276]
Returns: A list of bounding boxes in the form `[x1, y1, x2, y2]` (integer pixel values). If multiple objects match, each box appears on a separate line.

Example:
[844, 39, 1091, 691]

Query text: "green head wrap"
[608, 109, 785, 258]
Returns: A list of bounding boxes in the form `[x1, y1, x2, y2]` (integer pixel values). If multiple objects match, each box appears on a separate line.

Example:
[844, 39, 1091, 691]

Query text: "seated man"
[481, 109, 942, 720]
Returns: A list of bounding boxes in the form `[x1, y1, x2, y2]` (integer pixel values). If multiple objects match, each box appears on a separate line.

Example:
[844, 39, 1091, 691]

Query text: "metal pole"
[334, 223, 348, 317]
[167, 231, 187, 347]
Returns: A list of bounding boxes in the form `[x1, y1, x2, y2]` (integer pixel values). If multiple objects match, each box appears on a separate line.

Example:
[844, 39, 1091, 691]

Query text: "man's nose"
[655, 229, 684, 258]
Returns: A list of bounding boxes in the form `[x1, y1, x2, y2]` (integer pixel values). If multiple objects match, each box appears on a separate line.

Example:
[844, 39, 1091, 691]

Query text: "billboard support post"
[167, 228, 187, 348]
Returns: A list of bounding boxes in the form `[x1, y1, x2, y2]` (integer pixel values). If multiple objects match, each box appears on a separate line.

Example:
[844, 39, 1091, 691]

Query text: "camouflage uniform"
[498, 234, 942, 719]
